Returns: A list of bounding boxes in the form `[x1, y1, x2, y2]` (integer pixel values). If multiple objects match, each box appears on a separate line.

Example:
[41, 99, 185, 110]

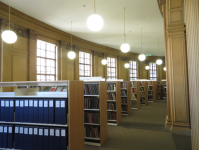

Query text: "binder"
[29, 100, 34, 123]
[15, 100, 20, 122]
[3, 126, 8, 148]
[29, 127, 34, 150]
[24, 99, 29, 122]
[33, 100, 39, 123]
[49, 128, 55, 150]
[5, 100, 9, 122]
[60, 99, 68, 124]
[8, 126, 13, 148]
[55, 129, 61, 150]
[19, 100, 24, 122]
[19, 127, 24, 149]
[43, 100, 49, 124]
[33, 127, 38, 150]
[14, 126, 19, 149]
[24, 127, 29, 150]
[49, 99, 54, 124]
[61, 128, 67, 150]
[1, 100, 5, 121]
[43, 128, 49, 150]
[38, 128, 43, 150]
[55, 100, 60, 124]
[38, 100, 44, 123]
[0, 126, 3, 148]
[9, 99, 14, 122]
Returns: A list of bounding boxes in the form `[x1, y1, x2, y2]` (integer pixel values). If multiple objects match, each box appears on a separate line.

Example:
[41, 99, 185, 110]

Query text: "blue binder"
[29, 100, 34, 123]
[1, 100, 5, 121]
[33, 127, 38, 150]
[3, 126, 8, 148]
[0, 126, 3, 148]
[5, 100, 9, 122]
[49, 99, 54, 124]
[9, 100, 14, 122]
[19, 127, 24, 149]
[55, 100, 60, 124]
[49, 128, 55, 150]
[33, 100, 39, 123]
[29, 127, 34, 150]
[43, 100, 49, 124]
[24, 127, 29, 150]
[24, 100, 29, 122]
[8, 126, 13, 148]
[38, 128, 43, 150]
[15, 100, 20, 122]
[43, 128, 49, 150]
[14, 126, 19, 149]
[38, 100, 44, 123]
[55, 129, 61, 150]
[61, 128, 67, 150]
[19, 100, 24, 122]
[60, 99, 68, 124]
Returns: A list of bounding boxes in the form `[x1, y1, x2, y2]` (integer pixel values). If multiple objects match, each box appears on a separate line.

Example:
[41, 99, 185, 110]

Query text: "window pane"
[79, 51, 91, 77]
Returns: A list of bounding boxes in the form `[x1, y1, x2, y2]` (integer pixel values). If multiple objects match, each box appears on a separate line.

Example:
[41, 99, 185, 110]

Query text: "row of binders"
[0, 99, 68, 125]
[0, 125, 13, 149]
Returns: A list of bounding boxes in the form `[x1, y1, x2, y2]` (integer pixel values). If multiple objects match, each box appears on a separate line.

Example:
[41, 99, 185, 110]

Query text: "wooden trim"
[152, 81, 157, 102]
[144, 81, 148, 105]
[116, 81, 121, 125]
[137, 81, 141, 109]
[127, 81, 131, 115]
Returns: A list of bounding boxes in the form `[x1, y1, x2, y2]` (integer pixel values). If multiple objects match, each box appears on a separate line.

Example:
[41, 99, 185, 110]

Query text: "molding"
[93, 51, 104, 58]
[66, 43, 80, 52]
[28, 29, 38, 41]
[157, 0, 166, 17]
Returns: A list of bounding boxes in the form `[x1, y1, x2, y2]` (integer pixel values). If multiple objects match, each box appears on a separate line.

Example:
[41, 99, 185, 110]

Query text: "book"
[44, 87, 51, 92]
[55, 87, 63, 92]
[49, 87, 56, 92]
[62, 87, 68, 92]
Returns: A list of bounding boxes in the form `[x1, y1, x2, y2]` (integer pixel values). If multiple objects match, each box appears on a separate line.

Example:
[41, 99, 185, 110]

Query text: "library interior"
[0, 0, 198, 150]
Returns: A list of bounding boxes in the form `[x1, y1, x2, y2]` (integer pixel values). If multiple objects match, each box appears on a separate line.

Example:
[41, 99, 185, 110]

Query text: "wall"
[0, 2, 165, 92]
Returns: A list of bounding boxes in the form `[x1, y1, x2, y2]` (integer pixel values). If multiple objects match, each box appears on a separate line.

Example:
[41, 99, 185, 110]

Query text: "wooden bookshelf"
[157, 81, 163, 100]
[120, 81, 131, 115]
[84, 81, 107, 146]
[148, 81, 157, 102]
[140, 81, 148, 105]
[0, 81, 84, 150]
[130, 81, 140, 109]
[162, 80, 167, 98]
[107, 81, 121, 126]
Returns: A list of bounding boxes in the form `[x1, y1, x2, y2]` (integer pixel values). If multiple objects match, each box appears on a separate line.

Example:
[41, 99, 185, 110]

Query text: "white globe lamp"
[124, 63, 130, 68]
[87, 14, 103, 31]
[138, 54, 146, 61]
[164, 67, 166, 71]
[145, 66, 150, 70]
[120, 43, 130, 53]
[68, 51, 76, 59]
[101, 59, 107, 65]
[1, 30, 17, 44]
[156, 59, 162, 65]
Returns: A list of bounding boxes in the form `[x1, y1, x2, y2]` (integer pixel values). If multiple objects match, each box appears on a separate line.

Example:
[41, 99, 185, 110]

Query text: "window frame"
[129, 61, 138, 81]
[149, 62, 157, 81]
[79, 51, 92, 77]
[107, 57, 117, 79]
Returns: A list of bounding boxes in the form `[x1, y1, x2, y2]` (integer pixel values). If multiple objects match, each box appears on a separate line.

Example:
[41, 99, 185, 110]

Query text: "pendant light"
[145, 66, 150, 70]
[156, 39, 162, 65]
[120, 8, 130, 53]
[1, 0, 17, 44]
[101, 37, 107, 65]
[163, 67, 166, 71]
[138, 28, 146, 61]
[67, 21, 76, 59]
[124, 62, 130, 68]
[87, 0, 103, 31]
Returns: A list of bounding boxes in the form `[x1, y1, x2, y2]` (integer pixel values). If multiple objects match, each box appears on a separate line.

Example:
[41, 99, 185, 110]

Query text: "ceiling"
[0, 0, 165, 56]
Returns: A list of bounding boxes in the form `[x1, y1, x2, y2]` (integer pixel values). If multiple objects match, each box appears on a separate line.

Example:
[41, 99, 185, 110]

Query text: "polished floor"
[85, 100, 192, 150]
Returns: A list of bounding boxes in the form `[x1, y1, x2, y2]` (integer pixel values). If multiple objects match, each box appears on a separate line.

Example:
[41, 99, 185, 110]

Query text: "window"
[129, 61, 138, 80]
[37, 40, 57, 81]
[149, 62, 157, 81]
[79, 51, 91, 77]
[107, 57, 116, 79]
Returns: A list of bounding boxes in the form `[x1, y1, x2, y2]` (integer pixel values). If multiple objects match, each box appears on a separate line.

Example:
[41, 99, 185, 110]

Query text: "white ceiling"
[0, 0, 165, 56]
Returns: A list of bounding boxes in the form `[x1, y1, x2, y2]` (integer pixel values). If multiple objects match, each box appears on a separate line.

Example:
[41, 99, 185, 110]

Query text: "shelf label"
[29, 128, 33, 135]
[34, 100, 38, 107]
[39, 129, 43, 135]
[55, 129, 60, 136]
[25, 100, 28, 107]
[15, 127, 19, 133]
[6, 101, 9, 107]
[29, 100, 33, 107]
[50, 129, 54, 136]
[1, 101, 4, 107]
[20, 127, 23, 133]
[61, 129, 65, 137]
[10, 101, 13, 107]
[44, 101, 48, 107]
[0, 126, 3, 132]
[56, 101, 60, 107]
[61, 101, 65, 108]
[15, 100, 19, 107]
[9, 127, 12, 133]
[24, 128, 28, 134]
[4, 127, 7, 133]
[39, 101, 43, 107]
[49, 100, 53, 107]
[34, 128, 38, 135]
[44, 129, 48, 136]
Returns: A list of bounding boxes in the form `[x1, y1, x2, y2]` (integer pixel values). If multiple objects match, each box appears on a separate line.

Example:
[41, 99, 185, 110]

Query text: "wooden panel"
[127, 81, 131, 115]
[144, 81, 148, 105]
[67, 62, 75, 80]
[12, 36, 28, 52]
[170, 0, 182, 9]
[100, 81, 108, 145]
[137, 81, 140, 109]
[170, 10, 183, 23]
[116, 81, 121, 125]
[68, 81, 84, 150]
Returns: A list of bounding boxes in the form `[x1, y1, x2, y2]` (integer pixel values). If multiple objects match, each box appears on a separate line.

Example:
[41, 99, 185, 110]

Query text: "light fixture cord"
[141, 28, 142, 53]
[124, 7, 126, 43]
[103, 37, 105, 58]
[71, 21, 72, 51]
[94, 0, 96, 14]
[9, 0, 10, 30]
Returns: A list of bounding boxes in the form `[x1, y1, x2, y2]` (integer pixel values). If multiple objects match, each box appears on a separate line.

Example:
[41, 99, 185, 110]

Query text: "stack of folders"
[0, 125, 13, 149]
[0, 99, 14, 122]
[14, 126, 68, 150]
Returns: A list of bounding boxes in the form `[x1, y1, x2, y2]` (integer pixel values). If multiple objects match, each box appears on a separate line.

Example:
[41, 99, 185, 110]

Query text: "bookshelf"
[140, 81, 148, 105]
[157, 81, 163, 100]
[162, 80, 167, 98]
[0, 81, 84, 150]
[84, 81, 107, 146]
[148, 81, 157, 102]
[107, 81, 121, 126]
[130, 81, 140, 109]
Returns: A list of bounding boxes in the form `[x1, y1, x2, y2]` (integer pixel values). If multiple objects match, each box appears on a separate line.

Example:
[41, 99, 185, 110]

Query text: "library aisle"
[85, 100, 192, 150]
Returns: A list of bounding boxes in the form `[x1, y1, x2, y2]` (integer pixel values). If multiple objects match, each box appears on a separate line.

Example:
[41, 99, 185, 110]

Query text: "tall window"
[129, 61, 138, 80]
[107, 57, 116, 79]
[79, 51, 91, 77]
[37, 40, 56, 81]
[149, 62, 157, 80]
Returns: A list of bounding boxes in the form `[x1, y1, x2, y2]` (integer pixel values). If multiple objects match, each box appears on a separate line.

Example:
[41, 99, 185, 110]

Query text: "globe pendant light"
[87, 0, 103, 31]
[156, 39, 162, 65]
[163, 67, 166, 71]
[1, 1, 17, 44]
[120, 8, 130, 53]
[101, 37, 107, 65]
[124, 63, 130, 68]
[68, 21, 76, 59]
[138, 28, 146, 61]
[145, 66, 150, 70]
